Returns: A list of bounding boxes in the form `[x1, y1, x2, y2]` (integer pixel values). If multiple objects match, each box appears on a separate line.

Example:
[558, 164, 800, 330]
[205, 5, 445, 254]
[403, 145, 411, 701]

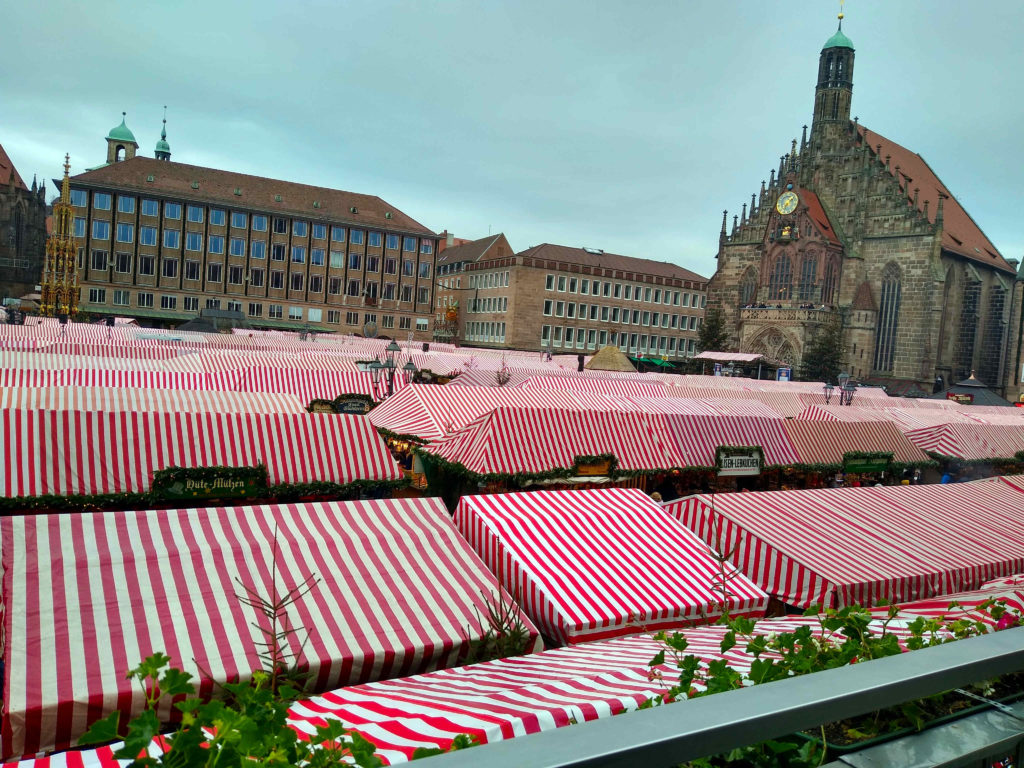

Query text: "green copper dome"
[823, 22, 854, 50]
[107, 113, 137, 143]
[155, 121, 170, 153]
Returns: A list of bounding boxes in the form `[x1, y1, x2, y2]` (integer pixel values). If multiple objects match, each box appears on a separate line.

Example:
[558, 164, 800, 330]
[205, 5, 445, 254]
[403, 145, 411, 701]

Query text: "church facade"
[707, 19, 1023, 398]
[0, 143, 48, 301]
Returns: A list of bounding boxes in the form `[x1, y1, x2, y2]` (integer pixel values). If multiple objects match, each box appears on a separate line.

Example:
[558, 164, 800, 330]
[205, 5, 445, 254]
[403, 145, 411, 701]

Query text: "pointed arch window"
[873, 262, 902, 372]
[822, 259, 838, 305]
[798, 254, 818, 301]
[739, 266, 758, 306]
[768, 255, 792, 302]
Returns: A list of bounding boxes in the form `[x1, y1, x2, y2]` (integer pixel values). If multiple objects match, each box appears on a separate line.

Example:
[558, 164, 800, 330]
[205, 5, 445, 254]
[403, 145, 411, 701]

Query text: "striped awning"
[0, 498, 541, 759]
[782, 419, 933, 466]
[454, 487, 767, 644]
[650, 413, 800, 467]
[1, 410, 400, 498]
[903, 422, 1024, 461]
[0, 386, 308, 414]
[664, 480, 1024, 609]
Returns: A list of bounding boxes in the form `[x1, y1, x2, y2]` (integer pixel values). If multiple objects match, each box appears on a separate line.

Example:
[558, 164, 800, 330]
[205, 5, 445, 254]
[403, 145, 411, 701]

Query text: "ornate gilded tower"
[40, 155, 80, 317]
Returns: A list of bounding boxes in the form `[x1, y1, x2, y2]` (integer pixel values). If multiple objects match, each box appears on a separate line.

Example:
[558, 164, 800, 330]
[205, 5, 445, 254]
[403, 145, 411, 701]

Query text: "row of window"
[468, 296, 508, 313]
[465, 322, 507, 344]
[542, 299, 700, 331]
[545, 273, 703, 308]
[84, 287, 430, 329]
[71, 190, 433, 252]
[540, 325, 697, 356]
[468, 271, 509, 290]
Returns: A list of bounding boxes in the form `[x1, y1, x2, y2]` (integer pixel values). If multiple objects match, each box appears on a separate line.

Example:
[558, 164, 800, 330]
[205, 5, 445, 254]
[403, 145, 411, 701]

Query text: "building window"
[115, 196, 135, 214]
[252, 215, 268, 232]
[327, 310, 341, 324]
[328, 276, 342, 294]
[384, 257, 397, 274]
[567, 303, 576, 319]
[114, 252, 131, 273]
[163, 229, 180, 249]
[399, 317, 411, 330]
[187, 205, 204, 223]
[367, 231, 382, 247]
[349, 252, 361, 270]
[273, 217, 288, 234]
[346, 279, 361, 297]
[403, 236, 416, 252]
[70, 189, 88, 207]
[873, 262, 902, 373]
[162, 259, 178, 279]
[653, 289, 661, 303]
[160, 295, 176, 310]
[93, 192, 111, 210]
[350, 229, 364, 245]
[113, 289, 129, 306]
[420, 241, 433, 255]
[92, 220, 110, 240]
[416, 317, 429, 331]
[230, 238, 246, 257]
[207, 263, 223, 283]
[249, 302, 263, 317]
[228, 265, 244, 285]
[230, 212, 247, 229]
[311, 248, 325, 266]
[184, 260, 201, 281]
[72, 217, 87, 237]
[331, 226, 346, 243]
[293, 221, 308, 237]
[418, 262, 431, 279]
[381, 234, 396, 250]
[250, 268, 265, 287]
[543, 300, 553, 316]
[545, 275, 555, 290]
[381, 314, 394, 328]
[291, 246, 306, 263]
[137, 292, 154, 308]
[768, 255, 793, 302]
[210, 209, 226, 226]
[268, 304, 283, 319]
[798, 255, 818, 301]
[90, 250, 108, 270]
[209, 235, 225, 254]
[309, 274, 323, 293]
[184, 296, 199, 312]
[270, 270, 284, 289]
[417, 286, 429, 304]
[163, 202, 181, 220]
[307, 223, 325, 240]
[557, 276, 566, 292]
[739, 267, 758, 305]
[401, 285, 413, 303]
[137, 226, 156, 246]
[290, 273, 304, 291]
[382, 283, 396, 300]
[88, 288, 106, 303]
[272, 243, 286, 261]
[185, 232, 203, 251]
[366, 254, 379, 273]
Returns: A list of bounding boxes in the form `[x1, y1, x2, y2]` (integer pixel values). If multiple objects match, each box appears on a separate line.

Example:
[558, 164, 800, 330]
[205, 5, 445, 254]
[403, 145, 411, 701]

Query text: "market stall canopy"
[664, 481, 1024, 609]
[0, 410, 400, 498]
[0, 498, 541, 759]
[454, 487, 768, 644]
[781, 419, 933, 467]
[692, 352, 765, 363]
[930, 372, 1013, 407]
[903, 422, 1024, 462]
[0, 386, 308, 414]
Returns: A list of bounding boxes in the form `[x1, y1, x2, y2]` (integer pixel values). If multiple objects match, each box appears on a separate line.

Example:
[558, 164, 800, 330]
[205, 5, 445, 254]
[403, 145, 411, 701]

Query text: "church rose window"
[873, 262, 902, 372]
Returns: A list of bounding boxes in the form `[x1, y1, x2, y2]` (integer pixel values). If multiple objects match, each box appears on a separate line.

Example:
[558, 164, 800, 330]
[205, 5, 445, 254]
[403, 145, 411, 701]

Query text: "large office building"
[444, 241, 707, 358]
[64, 115, 440, 337]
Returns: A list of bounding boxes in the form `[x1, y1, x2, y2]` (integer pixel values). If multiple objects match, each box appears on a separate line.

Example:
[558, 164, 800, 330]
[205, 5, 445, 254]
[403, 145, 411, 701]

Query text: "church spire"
[811, 6, 855, 137]
[155, 106, 172, 161]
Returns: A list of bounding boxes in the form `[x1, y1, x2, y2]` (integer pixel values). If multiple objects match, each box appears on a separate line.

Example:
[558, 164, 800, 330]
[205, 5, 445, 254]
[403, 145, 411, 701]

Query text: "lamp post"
[842, 381, 856, 406]
[403, 359, 418, 384]
[823, 382, 835, 404]
[370, 340, 404, 398]
[837, 372, 853, 406]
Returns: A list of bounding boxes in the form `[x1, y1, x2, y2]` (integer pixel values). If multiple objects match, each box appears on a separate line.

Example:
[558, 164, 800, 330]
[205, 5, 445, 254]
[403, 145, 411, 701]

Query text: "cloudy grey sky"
[3, 1, 1021, 277]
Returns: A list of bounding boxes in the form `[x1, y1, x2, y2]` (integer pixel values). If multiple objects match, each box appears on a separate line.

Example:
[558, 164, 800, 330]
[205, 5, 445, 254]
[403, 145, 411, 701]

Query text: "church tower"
[105, 112, 138, 164]
[810, 12, 854, 142]
[155, 107, 172, 161]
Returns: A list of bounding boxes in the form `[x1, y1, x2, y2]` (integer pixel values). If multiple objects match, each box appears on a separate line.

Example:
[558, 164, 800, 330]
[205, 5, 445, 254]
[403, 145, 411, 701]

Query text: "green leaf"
[648, 650, 665, 667]
[79, 710, 121, 745]
[158, 667, 195, 698]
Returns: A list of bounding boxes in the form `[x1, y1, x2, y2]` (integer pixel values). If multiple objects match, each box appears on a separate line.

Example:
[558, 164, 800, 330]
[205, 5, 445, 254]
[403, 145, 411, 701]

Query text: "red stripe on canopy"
[782, 419, 933, 466]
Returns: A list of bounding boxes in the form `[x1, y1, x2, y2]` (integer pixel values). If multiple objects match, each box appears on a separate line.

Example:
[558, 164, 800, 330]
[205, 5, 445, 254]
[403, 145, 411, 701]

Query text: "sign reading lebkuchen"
[716, 447, 763, 477]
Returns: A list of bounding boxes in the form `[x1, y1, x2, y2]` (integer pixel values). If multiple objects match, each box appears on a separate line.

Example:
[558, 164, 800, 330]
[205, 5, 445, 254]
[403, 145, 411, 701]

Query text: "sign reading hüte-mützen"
[715, 447, 763, 477]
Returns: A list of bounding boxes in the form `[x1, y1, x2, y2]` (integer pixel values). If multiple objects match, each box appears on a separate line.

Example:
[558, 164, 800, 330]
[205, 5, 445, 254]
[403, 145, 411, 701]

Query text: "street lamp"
[836, 372, 854, 406]
[842, 381, 856, 406]
[823, 382, 835, 404]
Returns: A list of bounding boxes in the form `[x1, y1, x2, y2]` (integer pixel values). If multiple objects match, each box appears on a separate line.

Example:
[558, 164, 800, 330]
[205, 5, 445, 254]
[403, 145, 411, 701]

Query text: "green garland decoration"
[926, 450, 1024, 468]
[375, 426, 428, 445]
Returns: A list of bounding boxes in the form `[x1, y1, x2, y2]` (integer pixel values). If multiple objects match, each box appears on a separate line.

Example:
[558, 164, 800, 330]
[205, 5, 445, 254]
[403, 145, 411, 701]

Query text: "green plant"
[461, 590, 536, 664]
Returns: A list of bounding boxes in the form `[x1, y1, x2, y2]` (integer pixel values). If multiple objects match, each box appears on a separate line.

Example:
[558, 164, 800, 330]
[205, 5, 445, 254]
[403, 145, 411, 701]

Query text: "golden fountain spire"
[40, 154, 80, 317]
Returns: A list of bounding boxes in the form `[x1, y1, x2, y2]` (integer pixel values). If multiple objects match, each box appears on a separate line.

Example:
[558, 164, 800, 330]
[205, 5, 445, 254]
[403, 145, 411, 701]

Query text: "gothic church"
[708, 16, 1022, 397]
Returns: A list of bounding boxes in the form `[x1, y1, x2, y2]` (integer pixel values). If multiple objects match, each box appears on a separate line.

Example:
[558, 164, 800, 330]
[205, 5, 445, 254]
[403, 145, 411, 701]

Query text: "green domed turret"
[107, 112, 137, 143]
[155, 111, 171, 161]
[823, 19, 854, 50]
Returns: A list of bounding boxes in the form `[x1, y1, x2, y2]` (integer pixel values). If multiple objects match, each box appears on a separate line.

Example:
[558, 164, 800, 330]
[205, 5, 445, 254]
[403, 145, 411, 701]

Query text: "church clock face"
[775, 191, 799, 215]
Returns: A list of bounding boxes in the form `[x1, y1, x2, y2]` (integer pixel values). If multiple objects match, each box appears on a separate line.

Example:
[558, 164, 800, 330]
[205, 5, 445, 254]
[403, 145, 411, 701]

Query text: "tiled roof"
[857, 125, 1012, 273]
[437, 233, 509, 265]
[0, 144, 28, 190]
[517, 243, 708, 284]
[800, 189, 840, 246]
[69, 156, 435, 236]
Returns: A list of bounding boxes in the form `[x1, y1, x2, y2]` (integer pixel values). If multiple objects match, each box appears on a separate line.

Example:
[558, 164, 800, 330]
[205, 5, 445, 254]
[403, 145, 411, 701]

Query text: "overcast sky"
[4, 1, 1021, 278]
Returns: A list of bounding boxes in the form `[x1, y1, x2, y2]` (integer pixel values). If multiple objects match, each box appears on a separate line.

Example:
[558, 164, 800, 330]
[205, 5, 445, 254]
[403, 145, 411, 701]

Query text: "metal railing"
[423, 627, 1024, 768]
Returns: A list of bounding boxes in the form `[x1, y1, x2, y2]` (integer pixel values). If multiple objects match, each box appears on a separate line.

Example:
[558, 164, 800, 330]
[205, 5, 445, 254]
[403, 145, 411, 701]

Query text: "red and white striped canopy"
[518, 375, 668, 398]
[0, 498, 541, 759]
[650, 413, 799, 468]
[425, 407, 678, 475]
[664, 480, 1024, 609]
[1, 411, 400, 498]
[781, 419, 933, 466]
[0, 386, 308, 414]
[233, 367, 391, 401]
[454, 487, 767, 644]
[903, 422, 1024, 461]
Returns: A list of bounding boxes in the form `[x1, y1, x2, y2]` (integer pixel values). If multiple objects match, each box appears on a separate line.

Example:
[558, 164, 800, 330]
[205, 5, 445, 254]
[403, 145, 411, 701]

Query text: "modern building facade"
[708, 17, 1023, 397]
[0, 143, 48, 301]
[452, 242, 706, 358]
[63, 115, 440, 338]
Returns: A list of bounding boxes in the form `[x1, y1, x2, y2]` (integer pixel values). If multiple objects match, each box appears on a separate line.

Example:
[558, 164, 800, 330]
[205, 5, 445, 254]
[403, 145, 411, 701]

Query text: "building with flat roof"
[455, 242, 707, 358]
[62, 115, 440, 337]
